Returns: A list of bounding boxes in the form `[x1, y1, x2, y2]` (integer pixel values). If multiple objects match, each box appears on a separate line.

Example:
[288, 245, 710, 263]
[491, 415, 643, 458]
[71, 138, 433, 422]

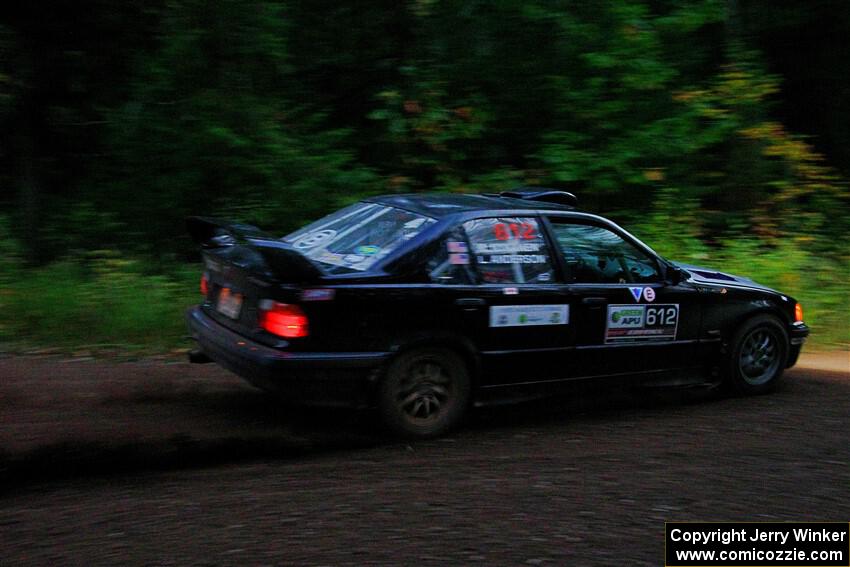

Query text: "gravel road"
[0, 354, 847, 565]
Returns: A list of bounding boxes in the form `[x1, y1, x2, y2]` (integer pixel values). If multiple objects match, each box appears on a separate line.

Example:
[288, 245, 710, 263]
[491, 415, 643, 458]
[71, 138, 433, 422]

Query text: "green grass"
[0, 253, 200, 354]
[632, 232, 849, 351]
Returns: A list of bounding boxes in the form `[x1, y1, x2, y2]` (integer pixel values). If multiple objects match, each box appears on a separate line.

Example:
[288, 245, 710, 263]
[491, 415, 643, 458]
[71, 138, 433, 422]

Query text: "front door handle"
[581, 296, 607, 306]
[455, 297, 486, 308]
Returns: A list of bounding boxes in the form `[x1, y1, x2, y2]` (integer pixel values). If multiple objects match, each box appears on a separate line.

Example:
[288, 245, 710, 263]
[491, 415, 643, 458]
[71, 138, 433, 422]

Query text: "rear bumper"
[186, 306, 389, 407]
[786, 322, 810, 368]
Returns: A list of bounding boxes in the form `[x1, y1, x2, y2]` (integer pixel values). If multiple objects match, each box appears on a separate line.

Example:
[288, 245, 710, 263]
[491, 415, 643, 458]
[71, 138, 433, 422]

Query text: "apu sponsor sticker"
[605, 304, 679, 343]
[490, 305, 569, 328]
[608, 307, 645, 328]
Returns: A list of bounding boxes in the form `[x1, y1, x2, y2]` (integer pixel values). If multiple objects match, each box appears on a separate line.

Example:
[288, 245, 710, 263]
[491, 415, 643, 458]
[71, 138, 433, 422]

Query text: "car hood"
[673, 262, 780, 295]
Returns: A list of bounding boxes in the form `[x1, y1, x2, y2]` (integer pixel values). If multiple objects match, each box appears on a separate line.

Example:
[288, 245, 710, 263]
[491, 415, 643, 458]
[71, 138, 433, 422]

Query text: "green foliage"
[0, 0, 848, 352]
[101, 0, 378, 249]
[675, 239, 849, 349]
[632, 195, 849, 349]
[3, 0, 848, 251]
[0, 216, 22, 286]
[716, 241, 848, 349]
[368, 73, 491, 191]
[0, 251, 198, 353]
[0, 25, 15, 118]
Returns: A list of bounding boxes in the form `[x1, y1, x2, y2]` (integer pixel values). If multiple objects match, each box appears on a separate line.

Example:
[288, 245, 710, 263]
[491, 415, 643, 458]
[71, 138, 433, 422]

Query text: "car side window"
[427, 227, 476, 285]
[548, 221, 661, 284]
[463, 217, 555, 284]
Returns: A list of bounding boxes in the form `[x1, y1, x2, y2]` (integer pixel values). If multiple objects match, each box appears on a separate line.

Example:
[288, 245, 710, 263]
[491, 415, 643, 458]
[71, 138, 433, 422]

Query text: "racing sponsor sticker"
[605, 304, 679, 343]
[490, 304, 569, 328]
[292, 229, 336, 250]
[301, 288, 336, 301]
[449, 253, 470, 265]
[474, 242, 541, 254]
[628, 286, 658, 302]
[355, 245, 380, 255]
[447, 240, 468, 253]
[317, 250, 345, 264]
[477, 254, 548, 264]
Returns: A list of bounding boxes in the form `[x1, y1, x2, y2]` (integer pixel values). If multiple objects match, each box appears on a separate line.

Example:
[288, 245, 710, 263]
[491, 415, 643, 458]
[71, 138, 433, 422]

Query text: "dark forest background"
[0, 0, 847, 351]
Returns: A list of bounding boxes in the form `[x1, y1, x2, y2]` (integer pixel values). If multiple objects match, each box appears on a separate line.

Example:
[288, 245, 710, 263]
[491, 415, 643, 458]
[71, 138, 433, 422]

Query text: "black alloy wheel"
[378, 347, 471, 439]
[727, 315, 789, 395]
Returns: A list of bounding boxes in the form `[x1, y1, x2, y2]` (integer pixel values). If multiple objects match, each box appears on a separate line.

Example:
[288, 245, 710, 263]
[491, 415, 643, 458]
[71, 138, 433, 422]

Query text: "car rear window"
[283, 203, 437, 274]
[464, 217, 555, 284]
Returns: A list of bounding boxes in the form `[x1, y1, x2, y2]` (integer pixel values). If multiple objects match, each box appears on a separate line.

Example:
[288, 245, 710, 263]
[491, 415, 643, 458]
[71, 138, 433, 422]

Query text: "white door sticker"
[489, 305, 569, 328]
[605, 304, 679, 343]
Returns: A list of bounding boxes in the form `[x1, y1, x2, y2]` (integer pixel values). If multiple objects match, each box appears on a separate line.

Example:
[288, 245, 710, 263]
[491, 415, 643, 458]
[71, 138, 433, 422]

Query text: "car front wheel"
[727, 314, 789, 395]
[378, 347, 471, 439]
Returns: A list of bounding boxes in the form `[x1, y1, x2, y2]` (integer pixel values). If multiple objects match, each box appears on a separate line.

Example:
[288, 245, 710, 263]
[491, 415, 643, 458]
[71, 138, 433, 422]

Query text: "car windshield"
[283, 202, 437, 274]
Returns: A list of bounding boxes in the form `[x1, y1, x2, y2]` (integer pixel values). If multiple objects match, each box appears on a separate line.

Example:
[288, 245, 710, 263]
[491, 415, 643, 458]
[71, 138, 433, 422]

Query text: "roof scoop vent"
[498, 187, 578, 208]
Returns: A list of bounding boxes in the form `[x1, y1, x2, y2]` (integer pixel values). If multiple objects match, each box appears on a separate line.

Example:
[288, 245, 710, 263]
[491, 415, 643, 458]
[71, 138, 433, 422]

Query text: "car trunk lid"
[188, 217, 322, 340]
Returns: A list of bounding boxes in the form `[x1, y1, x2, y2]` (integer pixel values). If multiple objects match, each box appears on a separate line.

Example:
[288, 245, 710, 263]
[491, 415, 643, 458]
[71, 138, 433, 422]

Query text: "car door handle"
[581, 296, 607, 306]
[455, 298, 486, 308]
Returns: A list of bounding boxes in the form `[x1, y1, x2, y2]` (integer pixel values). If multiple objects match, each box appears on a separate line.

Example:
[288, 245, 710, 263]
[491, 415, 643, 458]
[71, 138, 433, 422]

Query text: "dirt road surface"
[0, 353, 848, 565]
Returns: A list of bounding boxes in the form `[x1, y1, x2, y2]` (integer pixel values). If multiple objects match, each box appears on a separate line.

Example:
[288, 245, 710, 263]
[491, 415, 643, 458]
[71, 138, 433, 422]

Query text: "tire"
[726, 314, 789, 395]
[378, 347, 471, 439]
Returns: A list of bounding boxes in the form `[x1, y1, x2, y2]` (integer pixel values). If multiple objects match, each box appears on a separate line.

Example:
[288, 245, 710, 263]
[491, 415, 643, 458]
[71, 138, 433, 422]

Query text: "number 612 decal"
[605, 304, 679, 343]
[492, 222, 536, 241]
[645, 305, 677, 327]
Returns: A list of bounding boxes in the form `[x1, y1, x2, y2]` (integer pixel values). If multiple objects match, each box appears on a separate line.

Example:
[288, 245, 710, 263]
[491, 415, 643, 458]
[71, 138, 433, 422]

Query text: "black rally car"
[186, 190, 809, 438]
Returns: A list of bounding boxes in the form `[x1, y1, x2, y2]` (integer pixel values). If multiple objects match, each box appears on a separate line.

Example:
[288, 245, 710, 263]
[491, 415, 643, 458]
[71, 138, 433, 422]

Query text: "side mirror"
[666, 265, 684, 286]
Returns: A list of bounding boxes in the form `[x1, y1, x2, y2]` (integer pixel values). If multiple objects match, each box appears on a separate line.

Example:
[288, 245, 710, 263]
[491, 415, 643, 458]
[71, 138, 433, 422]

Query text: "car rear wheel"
[378, 347, 471, 439]
[726, 314, 789, 395]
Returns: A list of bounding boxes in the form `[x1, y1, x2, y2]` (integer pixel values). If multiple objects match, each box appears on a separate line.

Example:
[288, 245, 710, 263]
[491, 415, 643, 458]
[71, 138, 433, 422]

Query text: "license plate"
[216, 287, 243, 319]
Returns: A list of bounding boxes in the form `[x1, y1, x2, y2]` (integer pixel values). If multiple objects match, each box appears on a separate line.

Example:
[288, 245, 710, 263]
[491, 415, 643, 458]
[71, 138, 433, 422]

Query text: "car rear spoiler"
[186, 216, 323, 282]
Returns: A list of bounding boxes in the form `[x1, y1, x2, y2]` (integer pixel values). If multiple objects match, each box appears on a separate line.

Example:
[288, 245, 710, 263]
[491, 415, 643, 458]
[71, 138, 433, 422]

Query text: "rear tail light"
[200, 272, 209, 296]
[794, 302, 804, 323]
[258, 301, 309, 338]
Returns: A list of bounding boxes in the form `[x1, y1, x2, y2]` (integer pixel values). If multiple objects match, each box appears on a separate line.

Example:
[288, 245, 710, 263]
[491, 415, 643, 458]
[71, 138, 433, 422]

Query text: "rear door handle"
[455, 298, 486, 308]
[581, 296, 607, 306]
